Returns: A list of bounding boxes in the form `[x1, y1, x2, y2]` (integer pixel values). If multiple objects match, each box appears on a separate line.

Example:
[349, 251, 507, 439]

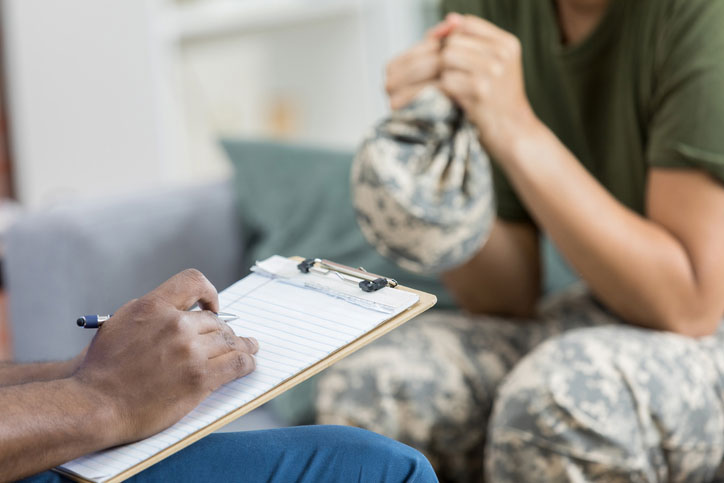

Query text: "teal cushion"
[221, 138, 456, 308]
[542, 236, 579, 295]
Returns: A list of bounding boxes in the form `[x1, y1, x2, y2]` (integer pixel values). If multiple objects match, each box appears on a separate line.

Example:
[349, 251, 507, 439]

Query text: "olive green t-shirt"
[442, 0, 724, 222]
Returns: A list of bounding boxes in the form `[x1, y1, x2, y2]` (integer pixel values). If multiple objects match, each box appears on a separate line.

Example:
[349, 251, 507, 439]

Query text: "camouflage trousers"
[315, 285, 724, 482]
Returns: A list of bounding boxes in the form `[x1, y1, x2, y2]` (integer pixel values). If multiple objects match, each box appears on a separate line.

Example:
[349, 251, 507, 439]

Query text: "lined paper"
[59, 262, 419, 482]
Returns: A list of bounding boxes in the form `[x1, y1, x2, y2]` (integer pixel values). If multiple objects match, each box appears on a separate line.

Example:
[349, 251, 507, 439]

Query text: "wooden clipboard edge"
[55, 278, 437, 482]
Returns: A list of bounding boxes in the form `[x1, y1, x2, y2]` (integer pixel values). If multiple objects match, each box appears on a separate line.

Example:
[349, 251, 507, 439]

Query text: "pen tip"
[76, 318, 85, 327]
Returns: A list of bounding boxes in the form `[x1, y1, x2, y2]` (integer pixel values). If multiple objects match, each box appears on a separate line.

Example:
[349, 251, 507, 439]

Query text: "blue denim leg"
[21, 425, 437, 482]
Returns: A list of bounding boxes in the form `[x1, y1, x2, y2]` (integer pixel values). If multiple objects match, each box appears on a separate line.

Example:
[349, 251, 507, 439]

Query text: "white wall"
[3, 0, 164, 207]
[2, 0, 438, 208]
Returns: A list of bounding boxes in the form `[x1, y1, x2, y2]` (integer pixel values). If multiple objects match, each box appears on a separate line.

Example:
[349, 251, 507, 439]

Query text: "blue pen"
[76, 312, 239, 328]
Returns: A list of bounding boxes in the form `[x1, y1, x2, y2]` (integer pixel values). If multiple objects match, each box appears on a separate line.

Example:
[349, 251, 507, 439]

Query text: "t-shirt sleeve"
[647, 0, 724, 183]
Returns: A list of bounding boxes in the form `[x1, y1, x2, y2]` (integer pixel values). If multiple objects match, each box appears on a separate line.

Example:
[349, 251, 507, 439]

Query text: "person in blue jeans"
[1, 270, 436, 482]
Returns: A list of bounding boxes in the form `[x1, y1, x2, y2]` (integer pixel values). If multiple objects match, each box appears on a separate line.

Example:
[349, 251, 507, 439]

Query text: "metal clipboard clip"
[297, 258, 398, 293]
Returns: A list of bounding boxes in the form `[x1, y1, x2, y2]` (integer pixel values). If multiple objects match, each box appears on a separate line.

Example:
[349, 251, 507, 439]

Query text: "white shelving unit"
[3, 0, 436, 207]
[160, 0, 362, 41]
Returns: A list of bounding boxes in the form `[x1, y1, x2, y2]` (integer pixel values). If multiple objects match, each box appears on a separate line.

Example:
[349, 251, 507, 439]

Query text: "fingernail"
[249, 337, 259, 351]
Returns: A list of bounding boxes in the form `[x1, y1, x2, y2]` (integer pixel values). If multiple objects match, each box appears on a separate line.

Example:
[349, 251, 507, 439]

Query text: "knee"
[315, 324, 462, 425]
[314, 340, 415, 426]
[316, 327, 414, 398]
[486, 328, 644, 480]
[324, 426, 438, 482]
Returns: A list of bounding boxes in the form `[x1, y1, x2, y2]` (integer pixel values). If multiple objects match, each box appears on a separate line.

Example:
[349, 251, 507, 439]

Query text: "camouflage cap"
[352, 86, 495, 274]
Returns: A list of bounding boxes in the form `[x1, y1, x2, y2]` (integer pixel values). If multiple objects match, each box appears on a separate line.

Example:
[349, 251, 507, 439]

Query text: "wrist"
[62, 348, 88, 378]
[499, 113, 550, 174]
[478, 104, 543, 165]
[0, 359, 83, 387]
[66, 375, 127, 449]
[54, 358, 79, 379]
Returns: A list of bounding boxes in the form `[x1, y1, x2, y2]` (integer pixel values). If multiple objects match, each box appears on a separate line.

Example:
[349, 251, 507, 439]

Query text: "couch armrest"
[4, 180, 244, 362]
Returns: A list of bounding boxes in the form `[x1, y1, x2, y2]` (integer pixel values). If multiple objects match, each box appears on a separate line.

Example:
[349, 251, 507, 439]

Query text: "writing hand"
[71, 269, 258, 444]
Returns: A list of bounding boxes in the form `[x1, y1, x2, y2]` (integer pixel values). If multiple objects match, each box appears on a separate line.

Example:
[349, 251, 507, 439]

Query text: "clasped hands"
[385, 13, 538, 162]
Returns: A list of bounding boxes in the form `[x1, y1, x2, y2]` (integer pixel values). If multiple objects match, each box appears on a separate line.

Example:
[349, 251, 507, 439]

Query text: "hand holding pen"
[70, 269, 258, 446]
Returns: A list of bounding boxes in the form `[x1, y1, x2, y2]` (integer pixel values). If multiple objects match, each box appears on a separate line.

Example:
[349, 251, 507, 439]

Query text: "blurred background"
[1, 0, 439, 207]
[0, 0, 441, 359]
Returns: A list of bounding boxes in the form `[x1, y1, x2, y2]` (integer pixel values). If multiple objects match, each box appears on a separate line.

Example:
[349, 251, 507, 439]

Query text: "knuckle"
[221, 330, 236, 350]
[474, 80, 489, 99]
[181, 268, 210, 289]
[167, 311, 186, 334]
[232, 353, 246, 374]
[185, 362, 206, 389]
[182, 267, 204, 280]
[120, 296, 161, 324]
[233, 352, 255, 376]
[204, 311, 224, 330]
[506, 35, 521, 55]
[130, 296, 160, 316]
[184, 269, 218, 303]
[176, 338, 196, 359]
[219, 317, 235, 335]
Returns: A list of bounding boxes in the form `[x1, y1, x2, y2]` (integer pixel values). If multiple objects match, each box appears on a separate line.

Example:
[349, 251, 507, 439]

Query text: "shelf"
[159, 0, 361, 42]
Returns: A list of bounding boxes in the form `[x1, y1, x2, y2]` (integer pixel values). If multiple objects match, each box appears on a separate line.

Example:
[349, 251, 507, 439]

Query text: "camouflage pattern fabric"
[315, 284, 724, 482]
[352, 86, 495, 274]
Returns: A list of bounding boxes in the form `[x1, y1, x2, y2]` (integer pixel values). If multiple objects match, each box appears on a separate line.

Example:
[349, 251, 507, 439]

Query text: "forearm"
[504, 120, 712, 334]
[0, 358, 78, 387]
[0, 377, 118, 481]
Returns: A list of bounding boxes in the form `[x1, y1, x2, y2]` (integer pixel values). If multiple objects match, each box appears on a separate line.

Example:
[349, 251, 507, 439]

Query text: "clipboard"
[55, 256, 437, 483]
